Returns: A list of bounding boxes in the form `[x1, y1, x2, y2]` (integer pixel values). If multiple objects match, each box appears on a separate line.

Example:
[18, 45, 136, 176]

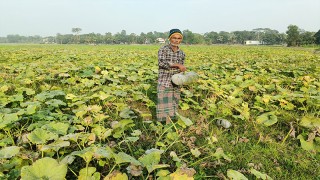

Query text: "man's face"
[169, 34, 183, 47]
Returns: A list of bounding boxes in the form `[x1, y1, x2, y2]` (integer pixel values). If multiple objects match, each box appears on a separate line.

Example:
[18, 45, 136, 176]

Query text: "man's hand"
[177, 64, 187, 72]
[170, 63, 187, 72]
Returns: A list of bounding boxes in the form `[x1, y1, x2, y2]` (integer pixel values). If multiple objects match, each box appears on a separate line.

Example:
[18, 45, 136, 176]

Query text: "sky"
[0, 0, 319, 37]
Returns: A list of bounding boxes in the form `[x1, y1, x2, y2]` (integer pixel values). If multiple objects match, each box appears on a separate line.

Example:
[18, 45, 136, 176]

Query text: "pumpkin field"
[0, 44, 319, 179]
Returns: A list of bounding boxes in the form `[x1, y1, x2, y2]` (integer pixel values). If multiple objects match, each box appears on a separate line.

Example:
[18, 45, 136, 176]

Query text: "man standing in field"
[157, 29, 187, 123]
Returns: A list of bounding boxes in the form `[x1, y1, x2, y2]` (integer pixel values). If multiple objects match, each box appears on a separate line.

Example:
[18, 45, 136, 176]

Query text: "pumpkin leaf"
[27, 128, 58, 144]
[299, 115, 320, 129]
[227, 169, 248, 180]
[26, 105, 37, 115]
[44, 122, 69, 135]
[250, 168, 273, 180]
[45, 99, 66, 108]
[40, 140, 70, 152]
[139, 149, 169, 173]
[170, 166, 196, 180]
[104, 170, 128, 180]
[21, 157, 67, 180]
[114, 152, 141, 166]
[78, 167, 100, 180]
[297, 134, 316, 151]
[256, 112, 278, 126]
[0, 146, 20, 159]
[0, 113, 19, 129]
[176, 113, 193, 128]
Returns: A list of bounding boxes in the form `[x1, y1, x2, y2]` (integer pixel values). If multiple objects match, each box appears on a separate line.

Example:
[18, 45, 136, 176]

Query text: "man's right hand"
[177, 64, 187, 72]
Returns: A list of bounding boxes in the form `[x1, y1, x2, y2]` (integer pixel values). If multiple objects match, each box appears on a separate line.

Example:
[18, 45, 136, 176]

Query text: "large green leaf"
[44, 122, 69, 135]
[94, 146, 113, 159]
[119, 107, 135, 119]
[40, 140, 70, 152]
[104, 171, 128, 180]
[250, 168, 273, 180]
[71, 147, 95, 163]
[176, 113, 193, 128]
[8, 94, 24, 102]
[297, 134, 316, 151]
[227, 169, 248, 180]
[0, 146, 20, 159]
[35, 90, 65, 102]
[21, 157, 67, 180]
[0, 113, 19, 129]
[112, 119, 134, 138]
[78, 167, 100, 180]
[27, 128, 58, 144]
[256, 112, 278, 126]
[23, 88, 36, 95]
[169, 166, 196, 180]
[26, 105, 37, 115]
[45, 99, 66, 107]
[114, 152, 141, 166]
[71, 146, 113, 164]
[299, 115, 320, 129]
[138, 149, 168, 173]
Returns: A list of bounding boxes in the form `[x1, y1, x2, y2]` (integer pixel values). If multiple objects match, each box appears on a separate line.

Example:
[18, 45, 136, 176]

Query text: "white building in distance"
[245, 40, 262, 45]
[156, 38, 166, 44]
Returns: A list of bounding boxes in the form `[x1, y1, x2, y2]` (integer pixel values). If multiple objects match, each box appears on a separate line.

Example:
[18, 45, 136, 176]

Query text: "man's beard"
[171, 42, 180, 46]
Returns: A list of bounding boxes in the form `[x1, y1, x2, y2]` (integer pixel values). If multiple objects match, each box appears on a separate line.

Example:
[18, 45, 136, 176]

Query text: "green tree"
[56, 33, 73, 44]
[232, 31, 245, 44]
[314, 30, 320, 45]
[300, 31, 315, 45]
[204, 31, 218, 44]
[104, 32, 114, 44]
[153, 31, 166, 39]
[114, 30, 128, 44]
[137, 32, 147, 44]
[217, 31, 231, 44]
[128, 33, 137, 44]
[56, 33, 63, 44]
[255, 28, 284, 45]
[72, 27, 82, 43]
[6, 35, 23, 43]
[286, 25, 300, 46]
[193, 33, 205, 44]
[182, 30, 195, 44]
[146, 32, 156, 43]
[83, 33, 98, 44]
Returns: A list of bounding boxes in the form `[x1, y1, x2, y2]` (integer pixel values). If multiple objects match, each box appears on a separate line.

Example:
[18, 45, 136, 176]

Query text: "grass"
[176, 107, 320, 179]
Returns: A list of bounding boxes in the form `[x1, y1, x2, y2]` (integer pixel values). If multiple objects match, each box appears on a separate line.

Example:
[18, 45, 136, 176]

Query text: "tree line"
[1, 25, 319, 46]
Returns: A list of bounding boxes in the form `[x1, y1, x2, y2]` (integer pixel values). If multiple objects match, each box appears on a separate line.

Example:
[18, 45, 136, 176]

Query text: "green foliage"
[256, 112, 278, 126]
[286, 24, 300, 46]
[0, 146, 20, 158]
[0, 45, 319, 179]
[20, 157, 67, 180]
[27, 128, 59, 144]
[315, 29, 320, 44]
[78, 167, 100, 180]
[227, 169, 248, 180]
[138, 149, 168, 173]
[0, 113, 19, 129]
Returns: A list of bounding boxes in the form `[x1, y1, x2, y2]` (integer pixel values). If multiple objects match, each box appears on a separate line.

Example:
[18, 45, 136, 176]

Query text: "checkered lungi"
[156, 85, 181, 122]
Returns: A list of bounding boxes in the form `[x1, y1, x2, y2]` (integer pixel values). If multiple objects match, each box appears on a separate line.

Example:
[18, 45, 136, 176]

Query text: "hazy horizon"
[1, 0, 319, 37]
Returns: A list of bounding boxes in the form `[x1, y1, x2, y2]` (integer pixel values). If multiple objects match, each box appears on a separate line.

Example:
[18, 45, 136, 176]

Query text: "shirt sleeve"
[181, 51, 186, 65]
[158, 48, 170, 69]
